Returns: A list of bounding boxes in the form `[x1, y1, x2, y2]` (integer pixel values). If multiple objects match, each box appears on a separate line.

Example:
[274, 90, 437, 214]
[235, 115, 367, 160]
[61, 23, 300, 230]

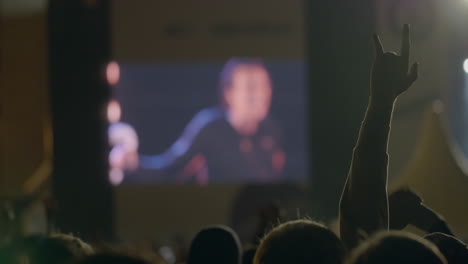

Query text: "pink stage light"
[106, 61, 120, 85]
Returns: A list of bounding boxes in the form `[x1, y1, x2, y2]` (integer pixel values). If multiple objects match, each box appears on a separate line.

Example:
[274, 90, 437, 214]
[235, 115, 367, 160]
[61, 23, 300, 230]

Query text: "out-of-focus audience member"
[425, 232, 468, 264]
[253, 219, 346, 264]
[187, 226, 241, 264]
[0, 233, 93, 264]
[346, 231, 447, 264]
[93, 241, 168, 264]
[77, 254, 150, 264]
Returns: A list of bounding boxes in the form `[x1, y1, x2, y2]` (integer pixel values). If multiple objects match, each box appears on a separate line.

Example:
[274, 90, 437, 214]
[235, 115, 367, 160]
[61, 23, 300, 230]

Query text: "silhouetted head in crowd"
[253, 219, 346, 264]
[425, 232, 468, 264]
[1, 233, 93, 264]
[77, 253, 150, 264]
[219, 58, 273, 135]
[347, 231, 447, 264]
[187, 226, 242, 264]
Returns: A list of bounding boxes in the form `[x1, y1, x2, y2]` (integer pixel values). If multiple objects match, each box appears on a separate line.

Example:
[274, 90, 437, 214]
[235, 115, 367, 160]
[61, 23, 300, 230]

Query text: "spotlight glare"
[463, 59, 468, 74]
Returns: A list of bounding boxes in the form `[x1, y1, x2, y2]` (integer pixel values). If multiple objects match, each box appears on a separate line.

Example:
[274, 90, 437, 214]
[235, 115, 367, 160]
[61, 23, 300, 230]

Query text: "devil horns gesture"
[371, 24, 419, 102]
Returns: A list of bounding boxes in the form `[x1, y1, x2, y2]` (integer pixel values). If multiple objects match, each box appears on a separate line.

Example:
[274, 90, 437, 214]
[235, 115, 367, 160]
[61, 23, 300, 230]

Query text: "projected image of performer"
[114, 58, 285, 185]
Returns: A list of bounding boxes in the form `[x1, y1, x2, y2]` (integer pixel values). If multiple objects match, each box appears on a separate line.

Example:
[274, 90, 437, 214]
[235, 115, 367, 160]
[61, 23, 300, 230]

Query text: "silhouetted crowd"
[1, 25, 467, 264]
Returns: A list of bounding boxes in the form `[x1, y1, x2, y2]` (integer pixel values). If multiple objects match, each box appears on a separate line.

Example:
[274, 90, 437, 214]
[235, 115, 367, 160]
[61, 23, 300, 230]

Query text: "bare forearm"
[357, 99, 394, 149]
[345, 98, 395, 200]
[339, 98, 395, 248]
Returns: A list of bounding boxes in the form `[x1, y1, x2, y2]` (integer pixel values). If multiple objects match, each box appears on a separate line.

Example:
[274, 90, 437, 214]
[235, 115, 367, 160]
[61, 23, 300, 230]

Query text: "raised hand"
[389, 188, 423, 230]
[371, 24, 419, 104]
[339, 25, 421, 249]
[389, 188, 453, 235]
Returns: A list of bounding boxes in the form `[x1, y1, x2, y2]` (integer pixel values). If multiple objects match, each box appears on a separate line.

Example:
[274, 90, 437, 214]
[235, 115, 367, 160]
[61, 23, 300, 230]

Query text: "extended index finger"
[401, 24, 410, 67]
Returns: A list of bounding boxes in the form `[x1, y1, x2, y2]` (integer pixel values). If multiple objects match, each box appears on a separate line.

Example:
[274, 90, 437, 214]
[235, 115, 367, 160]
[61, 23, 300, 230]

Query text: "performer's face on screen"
[224, 65, 272, 126]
